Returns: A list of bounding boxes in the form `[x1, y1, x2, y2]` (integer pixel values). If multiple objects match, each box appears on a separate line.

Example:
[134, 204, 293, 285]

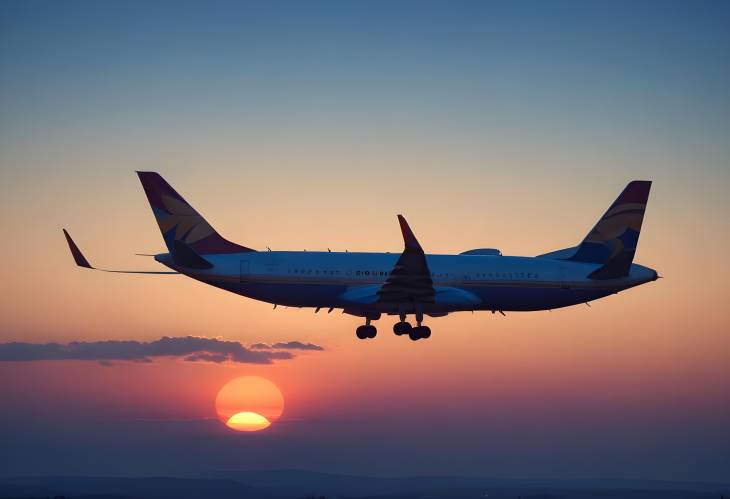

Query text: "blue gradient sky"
[1, 0, 729, 481]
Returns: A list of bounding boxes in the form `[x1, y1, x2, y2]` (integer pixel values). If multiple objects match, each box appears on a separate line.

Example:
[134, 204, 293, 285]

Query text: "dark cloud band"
[0, 336, 323, 365]
[250, 341, 324, 351]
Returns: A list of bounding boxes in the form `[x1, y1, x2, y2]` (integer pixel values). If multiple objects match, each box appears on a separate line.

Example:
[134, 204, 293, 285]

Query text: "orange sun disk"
[215, 376, 284, 432]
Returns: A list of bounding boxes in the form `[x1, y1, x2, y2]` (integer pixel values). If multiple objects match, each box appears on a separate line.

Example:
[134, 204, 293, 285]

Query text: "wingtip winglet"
[397, 215, 422, 250]
[62, 229, 93, 269]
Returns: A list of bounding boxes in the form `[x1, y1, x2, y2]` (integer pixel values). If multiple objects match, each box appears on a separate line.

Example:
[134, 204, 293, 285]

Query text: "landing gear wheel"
[419, 326, 431, 339]
[393, 321, 412, 336]
[409, 326, 431, 341]
[356, 325, 377, 339]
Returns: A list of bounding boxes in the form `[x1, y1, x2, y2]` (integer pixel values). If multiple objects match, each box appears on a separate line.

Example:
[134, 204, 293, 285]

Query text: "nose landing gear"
[356, 325, 377, 339]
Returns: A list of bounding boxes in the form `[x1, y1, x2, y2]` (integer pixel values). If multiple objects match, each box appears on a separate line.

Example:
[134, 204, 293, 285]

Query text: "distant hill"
[198, 470, 730, 498]
[2, 471, 729, 499]
[0, 476, 261, 499]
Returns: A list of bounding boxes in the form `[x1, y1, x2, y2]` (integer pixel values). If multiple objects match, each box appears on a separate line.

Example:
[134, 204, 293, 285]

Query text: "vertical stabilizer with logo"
[568, 180, 652, 279]
[136, 172, 254, 268]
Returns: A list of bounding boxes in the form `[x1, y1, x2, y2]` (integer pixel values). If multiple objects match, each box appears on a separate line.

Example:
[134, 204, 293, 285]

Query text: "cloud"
[0, 336, 323, 365]
[251, 341, 324, 351]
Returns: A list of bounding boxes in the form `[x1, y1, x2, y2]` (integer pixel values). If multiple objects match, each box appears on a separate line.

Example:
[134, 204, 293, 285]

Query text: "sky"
[1, 0, 729, 482]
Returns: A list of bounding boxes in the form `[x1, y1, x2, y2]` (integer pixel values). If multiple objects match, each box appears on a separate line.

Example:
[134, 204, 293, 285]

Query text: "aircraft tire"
[356, 326, 369, 340]
[409, 326, 431, 341]
[393, 321, 412, 336]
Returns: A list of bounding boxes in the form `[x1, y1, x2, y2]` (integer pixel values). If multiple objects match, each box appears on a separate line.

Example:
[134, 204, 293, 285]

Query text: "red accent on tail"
[397, 215, 422, 251]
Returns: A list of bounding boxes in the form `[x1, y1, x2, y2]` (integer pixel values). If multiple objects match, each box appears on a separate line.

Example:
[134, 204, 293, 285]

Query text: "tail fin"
[568, 180, 652, 279]
[136, 172, 254, 255]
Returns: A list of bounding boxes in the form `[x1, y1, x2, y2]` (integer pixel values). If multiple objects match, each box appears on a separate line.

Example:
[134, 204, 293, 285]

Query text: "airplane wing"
[376, 215, 435, 305]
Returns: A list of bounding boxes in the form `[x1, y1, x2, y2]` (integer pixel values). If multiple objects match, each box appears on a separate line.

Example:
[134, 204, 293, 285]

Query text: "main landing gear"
[392, 311, 431, 341]
[355, 311, 432, 341]
[355, 317, 377, 339]
[393, 322, 431, 341]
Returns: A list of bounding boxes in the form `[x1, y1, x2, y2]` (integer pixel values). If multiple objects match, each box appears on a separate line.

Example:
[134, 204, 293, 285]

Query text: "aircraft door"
[240, 260, 250, 283]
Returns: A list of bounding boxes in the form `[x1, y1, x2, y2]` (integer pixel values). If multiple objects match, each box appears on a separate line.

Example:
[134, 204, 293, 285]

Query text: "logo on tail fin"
[137, 172, 254, 255]
[569, 180, 652, 279]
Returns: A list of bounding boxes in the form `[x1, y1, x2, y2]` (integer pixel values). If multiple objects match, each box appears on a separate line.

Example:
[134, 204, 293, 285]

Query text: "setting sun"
[215, 376, 284, 432]
[226, 411, 271, 432]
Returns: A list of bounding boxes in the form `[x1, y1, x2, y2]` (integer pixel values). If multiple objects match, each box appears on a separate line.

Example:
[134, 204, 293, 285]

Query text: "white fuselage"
[156, 251, 657, 316]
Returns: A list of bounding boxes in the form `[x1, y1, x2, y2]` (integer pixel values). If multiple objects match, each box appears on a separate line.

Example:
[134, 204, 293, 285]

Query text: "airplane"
[64, 172, 658, 341]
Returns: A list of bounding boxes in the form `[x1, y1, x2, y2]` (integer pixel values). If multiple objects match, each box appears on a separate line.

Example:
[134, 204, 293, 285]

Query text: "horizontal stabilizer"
[63, 229, 92, 268]
[62, 229, 178, 274]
